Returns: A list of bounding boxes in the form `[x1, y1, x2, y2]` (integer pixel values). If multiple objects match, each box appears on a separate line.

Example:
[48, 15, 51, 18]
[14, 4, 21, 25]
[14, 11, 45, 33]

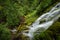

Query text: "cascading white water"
[23, 3, 60, 40]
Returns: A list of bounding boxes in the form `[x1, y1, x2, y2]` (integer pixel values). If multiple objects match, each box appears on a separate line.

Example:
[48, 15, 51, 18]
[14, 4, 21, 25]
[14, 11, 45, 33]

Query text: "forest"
[0, 0, 60, 40]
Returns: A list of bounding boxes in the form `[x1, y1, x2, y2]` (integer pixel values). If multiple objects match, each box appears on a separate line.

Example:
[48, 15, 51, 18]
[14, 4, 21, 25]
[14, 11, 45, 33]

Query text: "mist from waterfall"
[23, 3, 60, 40]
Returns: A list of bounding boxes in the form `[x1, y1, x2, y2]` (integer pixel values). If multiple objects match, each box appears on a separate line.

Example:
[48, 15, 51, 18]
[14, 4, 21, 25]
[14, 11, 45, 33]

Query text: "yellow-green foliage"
[0, 6, 3, 10]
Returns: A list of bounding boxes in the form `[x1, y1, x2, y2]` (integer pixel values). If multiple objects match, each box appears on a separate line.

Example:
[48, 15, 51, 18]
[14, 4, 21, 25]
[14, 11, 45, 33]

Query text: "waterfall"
[23, 3, 60, 40]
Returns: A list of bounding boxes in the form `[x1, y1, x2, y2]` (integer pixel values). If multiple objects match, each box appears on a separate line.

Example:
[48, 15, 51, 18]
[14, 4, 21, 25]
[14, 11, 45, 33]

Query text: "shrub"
[0, 24, 11, 40]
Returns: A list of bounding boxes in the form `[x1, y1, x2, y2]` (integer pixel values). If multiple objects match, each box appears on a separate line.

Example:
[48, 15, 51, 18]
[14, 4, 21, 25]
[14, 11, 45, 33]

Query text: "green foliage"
[25, 0, 53, 25]
[0, 0, 60, 40]
[0, 24, 11, 40]
[34, 31, 52, 40]
[56, 36, 60, 40]
[0, 0, 22, 28]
